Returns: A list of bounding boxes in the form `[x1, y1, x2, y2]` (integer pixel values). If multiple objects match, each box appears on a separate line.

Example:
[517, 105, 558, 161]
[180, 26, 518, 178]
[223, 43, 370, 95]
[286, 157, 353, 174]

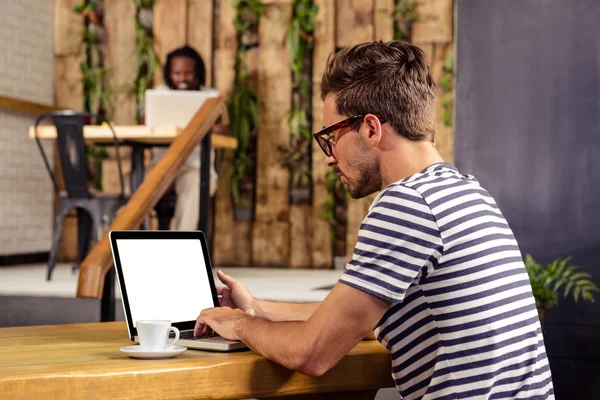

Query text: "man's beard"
[340, 155, 382, 199]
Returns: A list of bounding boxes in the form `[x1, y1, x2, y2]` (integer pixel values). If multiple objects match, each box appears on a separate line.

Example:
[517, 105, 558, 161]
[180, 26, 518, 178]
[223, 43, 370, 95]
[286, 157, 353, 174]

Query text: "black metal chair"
[34, 111, 128, 280]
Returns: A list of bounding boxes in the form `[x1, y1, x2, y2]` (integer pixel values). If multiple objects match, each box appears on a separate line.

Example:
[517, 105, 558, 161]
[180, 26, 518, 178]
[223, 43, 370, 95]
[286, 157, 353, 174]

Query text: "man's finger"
[194, 315, 206, 336]
[216, 285, 228, 295]
[221, 287, 233, 307]
[217, 269, 235, 287]
[218, 287, 232, 307]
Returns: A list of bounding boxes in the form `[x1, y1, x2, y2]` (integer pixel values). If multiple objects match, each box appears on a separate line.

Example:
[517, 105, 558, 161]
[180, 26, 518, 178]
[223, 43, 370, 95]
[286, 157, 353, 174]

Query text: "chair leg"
[158, 215, 171, 230]
[72, 209, 92, 273]
[47, 211, 67, 281]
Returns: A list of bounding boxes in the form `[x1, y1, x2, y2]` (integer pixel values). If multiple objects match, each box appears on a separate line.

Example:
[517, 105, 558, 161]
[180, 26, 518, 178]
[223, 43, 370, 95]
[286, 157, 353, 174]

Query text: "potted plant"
[523, 254, 598, 325]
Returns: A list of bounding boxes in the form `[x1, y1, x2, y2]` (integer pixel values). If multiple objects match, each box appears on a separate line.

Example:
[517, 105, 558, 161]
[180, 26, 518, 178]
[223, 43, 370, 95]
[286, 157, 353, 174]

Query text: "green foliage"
[229, 0, 264, 205]
[76, 1, 113, 191]
[233, 0, 264, 31]
[440, 53, 454, 127]
[524, 254, 599, 310]
[318, 169, 347, 243]
[281, 0, 318, 191]
[133, 1, 160, 123]
[228, 65, 260, 204]
[133, 0, 155, 8]
[76, 1, 111, 117]
[393, 0, 418, 41]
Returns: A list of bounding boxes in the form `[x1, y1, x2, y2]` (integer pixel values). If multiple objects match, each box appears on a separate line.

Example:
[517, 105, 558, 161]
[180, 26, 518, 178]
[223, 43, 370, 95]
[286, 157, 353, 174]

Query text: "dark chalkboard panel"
[455, 0, 600, 398]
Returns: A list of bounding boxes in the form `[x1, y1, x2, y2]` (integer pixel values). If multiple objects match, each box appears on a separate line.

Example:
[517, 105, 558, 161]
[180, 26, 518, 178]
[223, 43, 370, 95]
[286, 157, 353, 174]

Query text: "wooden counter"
[0, 322, 394, 399]
[29, 125, 238, 149]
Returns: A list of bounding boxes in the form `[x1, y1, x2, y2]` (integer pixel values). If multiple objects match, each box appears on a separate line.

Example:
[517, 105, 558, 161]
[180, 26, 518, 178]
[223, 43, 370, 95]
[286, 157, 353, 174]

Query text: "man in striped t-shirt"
[195, 41, 554, 399]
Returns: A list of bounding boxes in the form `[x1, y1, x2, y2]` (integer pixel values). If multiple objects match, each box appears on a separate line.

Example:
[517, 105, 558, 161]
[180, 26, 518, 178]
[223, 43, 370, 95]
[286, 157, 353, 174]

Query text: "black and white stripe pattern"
[340, 163, 554, 400]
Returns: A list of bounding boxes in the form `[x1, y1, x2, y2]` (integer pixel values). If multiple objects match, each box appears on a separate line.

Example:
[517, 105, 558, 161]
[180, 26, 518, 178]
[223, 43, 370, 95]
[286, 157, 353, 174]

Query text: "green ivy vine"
[75, 0, 112, 191]
[440, 53, 454, 127]
[280, 0, 318, 197]
[133, 0, 160, 123]
[229, 0, 264, 206]
[75, 1, 113, 119]
[393, 0, 418, 41]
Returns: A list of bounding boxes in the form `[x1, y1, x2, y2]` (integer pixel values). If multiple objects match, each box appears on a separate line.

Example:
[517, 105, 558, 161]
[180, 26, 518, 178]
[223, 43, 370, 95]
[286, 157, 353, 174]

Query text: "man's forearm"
[233, 316, 329, 376]
[254, 300, 320, 321]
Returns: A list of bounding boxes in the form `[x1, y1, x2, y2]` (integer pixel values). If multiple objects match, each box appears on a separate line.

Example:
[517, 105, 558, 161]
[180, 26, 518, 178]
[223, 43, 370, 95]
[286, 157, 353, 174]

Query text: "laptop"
[144, 88, 219, 128]
[109, 230, 247, 352]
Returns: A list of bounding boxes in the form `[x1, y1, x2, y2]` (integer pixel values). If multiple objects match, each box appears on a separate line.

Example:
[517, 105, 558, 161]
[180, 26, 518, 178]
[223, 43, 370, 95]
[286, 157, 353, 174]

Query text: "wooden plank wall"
[339, 0, 377, 262]
[212, 0, 254, 267]
[310, 1, 335, 269]
[187, 0, 214, 87]
[251, 2, 293, 266]
[152, 0, 187, 87]
[55, 0, 454, 268]
[412, 0, 454, 163]
[104, 0, 137, 125]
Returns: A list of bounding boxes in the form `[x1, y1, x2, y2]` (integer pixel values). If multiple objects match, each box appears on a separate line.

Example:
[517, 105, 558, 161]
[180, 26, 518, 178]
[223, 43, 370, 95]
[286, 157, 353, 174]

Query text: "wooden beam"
[76, 99, 227, 299]
[412, 0, 454, 45]
[153, 0, 187, 87]
[374, 0, 394, 42]
[335, 0, 374, 47]
[311, 0, 336, 269]
[187, 0, 214, 86]
[431, 42, 454, 164]
[252, 2, 293, 266]
[54, 0, 84, 56]
[212, 0, 246, 266]
[289, 205, 313, 268]
[335, 0, 377, 263]
[104, 0, 137, 124]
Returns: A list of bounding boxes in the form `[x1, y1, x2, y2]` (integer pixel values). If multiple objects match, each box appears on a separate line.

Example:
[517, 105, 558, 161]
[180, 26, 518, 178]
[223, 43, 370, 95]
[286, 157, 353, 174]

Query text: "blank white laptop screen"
[115, 239, 214, 326]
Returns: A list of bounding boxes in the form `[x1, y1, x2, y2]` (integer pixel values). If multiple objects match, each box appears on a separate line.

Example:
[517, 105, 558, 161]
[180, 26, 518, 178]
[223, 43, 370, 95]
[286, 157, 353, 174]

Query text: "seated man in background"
[152, 45, 219, 231]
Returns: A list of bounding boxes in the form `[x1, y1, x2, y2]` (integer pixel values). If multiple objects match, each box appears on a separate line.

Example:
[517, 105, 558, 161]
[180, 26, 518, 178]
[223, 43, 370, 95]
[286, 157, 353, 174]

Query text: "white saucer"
[120, 345, 187, 360]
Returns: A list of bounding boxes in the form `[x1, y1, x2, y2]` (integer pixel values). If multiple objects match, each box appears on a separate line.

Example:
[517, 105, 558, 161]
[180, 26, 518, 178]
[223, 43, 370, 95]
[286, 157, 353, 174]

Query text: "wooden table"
[0, 322, 394, 399]
[29, 125, 238, 148]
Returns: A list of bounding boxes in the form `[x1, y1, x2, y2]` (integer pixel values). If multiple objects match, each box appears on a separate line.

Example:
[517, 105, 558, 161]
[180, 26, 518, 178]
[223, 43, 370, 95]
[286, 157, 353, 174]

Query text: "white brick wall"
[0, 0, 55, 255]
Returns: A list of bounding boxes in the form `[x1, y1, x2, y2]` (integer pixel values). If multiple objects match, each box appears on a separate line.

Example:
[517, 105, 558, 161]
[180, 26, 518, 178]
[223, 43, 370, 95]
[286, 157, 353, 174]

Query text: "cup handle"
[167, 326, 179, 348]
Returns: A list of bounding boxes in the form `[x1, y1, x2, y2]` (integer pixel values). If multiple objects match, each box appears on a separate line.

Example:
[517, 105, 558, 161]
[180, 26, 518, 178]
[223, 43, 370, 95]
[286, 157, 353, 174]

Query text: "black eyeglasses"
[313, 114, 386, 157]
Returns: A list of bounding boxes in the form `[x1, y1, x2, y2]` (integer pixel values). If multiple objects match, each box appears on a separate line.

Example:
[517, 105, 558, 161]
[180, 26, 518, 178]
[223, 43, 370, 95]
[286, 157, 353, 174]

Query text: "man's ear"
[363, 114, 383, 148]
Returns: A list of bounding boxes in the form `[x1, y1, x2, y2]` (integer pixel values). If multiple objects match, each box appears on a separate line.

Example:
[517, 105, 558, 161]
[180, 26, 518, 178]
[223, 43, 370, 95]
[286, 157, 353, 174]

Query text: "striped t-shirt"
[340, 163, 554, 400]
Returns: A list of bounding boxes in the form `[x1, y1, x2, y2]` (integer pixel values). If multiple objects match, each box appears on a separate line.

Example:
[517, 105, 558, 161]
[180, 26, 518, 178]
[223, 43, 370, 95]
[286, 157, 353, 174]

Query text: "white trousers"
[172, 163, 218, 231]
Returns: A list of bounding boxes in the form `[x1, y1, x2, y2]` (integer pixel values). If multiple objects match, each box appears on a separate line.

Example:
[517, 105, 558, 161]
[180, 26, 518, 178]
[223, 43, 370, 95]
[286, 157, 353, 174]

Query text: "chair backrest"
[52, 112, 90, 198]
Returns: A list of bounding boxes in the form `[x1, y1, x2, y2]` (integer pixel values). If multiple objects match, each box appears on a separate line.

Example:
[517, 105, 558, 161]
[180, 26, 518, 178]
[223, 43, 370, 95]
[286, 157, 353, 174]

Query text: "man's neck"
[380, 141, 445, 187]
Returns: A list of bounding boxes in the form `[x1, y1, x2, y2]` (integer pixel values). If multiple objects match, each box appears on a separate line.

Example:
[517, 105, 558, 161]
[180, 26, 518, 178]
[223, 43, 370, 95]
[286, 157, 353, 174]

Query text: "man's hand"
[194, 307, 253, 340]
[216, 270, 257, 316]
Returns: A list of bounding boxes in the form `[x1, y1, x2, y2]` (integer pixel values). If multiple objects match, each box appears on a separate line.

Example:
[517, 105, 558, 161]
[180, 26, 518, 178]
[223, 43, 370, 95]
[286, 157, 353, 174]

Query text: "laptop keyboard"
[175, 330, 218, 340]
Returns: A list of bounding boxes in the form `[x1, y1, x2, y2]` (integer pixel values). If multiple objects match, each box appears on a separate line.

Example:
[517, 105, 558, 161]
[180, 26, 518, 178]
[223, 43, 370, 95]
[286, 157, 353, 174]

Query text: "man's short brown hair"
[320, 41, 436, 142]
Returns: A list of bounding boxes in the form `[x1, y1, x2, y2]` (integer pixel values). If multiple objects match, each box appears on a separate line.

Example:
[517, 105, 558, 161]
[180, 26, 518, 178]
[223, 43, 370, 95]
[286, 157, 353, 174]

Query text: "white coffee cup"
[136, 320, 179, 351]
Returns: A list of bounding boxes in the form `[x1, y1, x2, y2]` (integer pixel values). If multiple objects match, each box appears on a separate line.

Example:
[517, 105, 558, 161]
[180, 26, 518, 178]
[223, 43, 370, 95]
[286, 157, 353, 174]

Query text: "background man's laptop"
[109, 230, 247, 352]
[145, 88, 219, 127]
